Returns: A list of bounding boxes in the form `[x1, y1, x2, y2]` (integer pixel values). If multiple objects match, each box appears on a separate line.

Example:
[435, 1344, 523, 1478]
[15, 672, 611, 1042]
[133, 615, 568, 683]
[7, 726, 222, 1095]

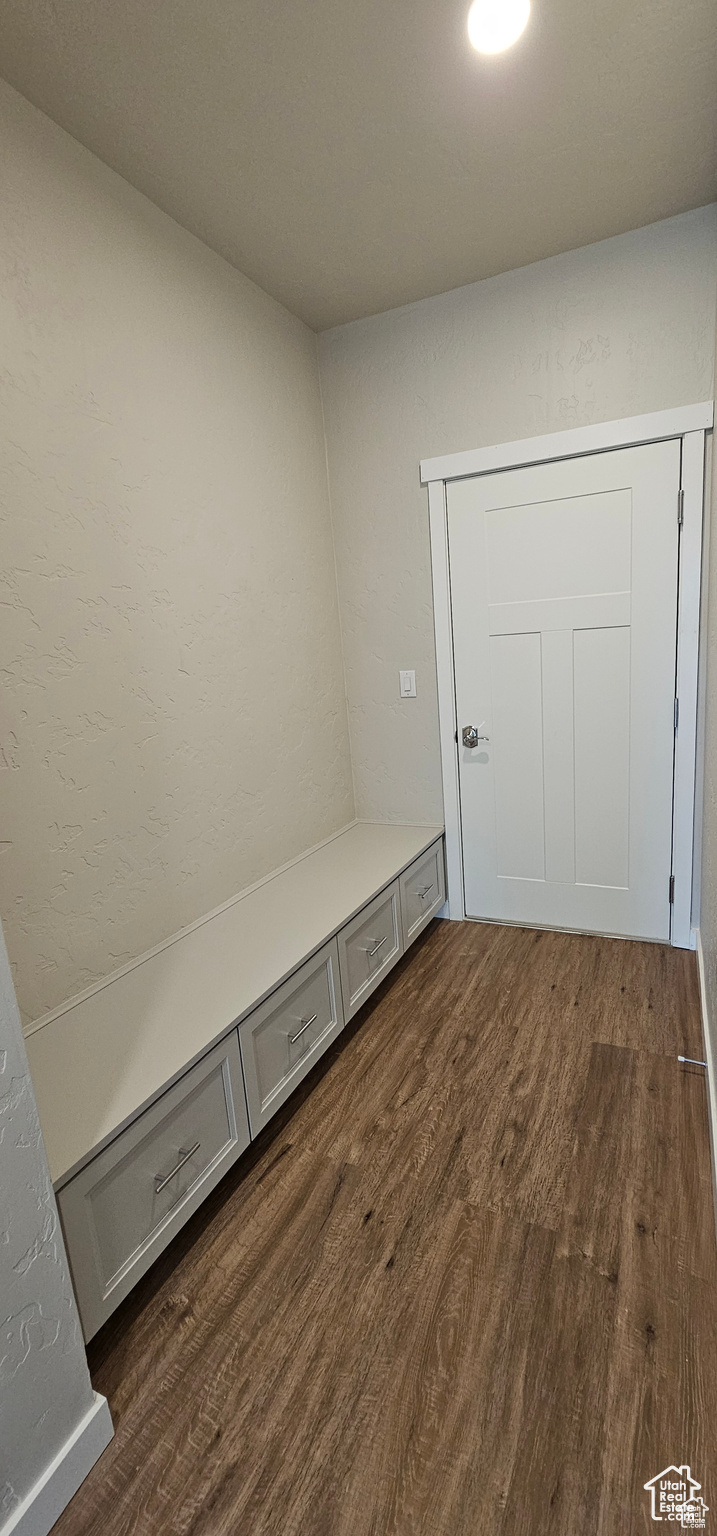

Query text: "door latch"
[462, 726, 490, 748]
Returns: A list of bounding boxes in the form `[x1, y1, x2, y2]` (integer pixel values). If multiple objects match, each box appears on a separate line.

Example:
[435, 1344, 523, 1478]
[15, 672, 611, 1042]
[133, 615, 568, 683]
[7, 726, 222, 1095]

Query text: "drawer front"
[239, 938, 344, 1135]
[58, 1033, 250, 1340]
[338, 882, 403, 1021]
[400, 840, 446, 947]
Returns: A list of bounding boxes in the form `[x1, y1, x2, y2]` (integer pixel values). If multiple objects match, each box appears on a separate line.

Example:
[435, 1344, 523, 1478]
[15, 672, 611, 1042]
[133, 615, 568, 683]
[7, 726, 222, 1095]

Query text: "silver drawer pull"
[363, 935, 387, 958]
[417, 884, 434, 899]
[289, 1013, 318, 1044]
[154, 1142, 201, 1194]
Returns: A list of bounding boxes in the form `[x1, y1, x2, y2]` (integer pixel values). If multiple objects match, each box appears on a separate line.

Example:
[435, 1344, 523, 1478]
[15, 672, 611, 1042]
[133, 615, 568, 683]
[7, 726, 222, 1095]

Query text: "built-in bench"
[25, 821, 445, 1339]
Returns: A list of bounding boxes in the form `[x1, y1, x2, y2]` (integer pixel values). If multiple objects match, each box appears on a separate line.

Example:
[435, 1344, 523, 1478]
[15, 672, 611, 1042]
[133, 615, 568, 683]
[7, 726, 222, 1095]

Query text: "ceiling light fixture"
[467, 0, 530, 54]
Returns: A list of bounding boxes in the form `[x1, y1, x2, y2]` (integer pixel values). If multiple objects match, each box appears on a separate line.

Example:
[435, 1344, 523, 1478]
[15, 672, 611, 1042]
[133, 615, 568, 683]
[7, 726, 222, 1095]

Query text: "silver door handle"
[289, 1013, 318, 1044]
[155, 1142, 201, 1194]
[417, 884, 433, 899]
[363, 936, 386, 957]
[462, 726, 490, 748]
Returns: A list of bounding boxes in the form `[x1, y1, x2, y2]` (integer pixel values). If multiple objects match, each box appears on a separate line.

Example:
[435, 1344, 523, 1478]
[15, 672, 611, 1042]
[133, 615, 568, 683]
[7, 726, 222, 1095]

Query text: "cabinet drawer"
[58, 1033, 249, 1340]
[239, 938, 344, 1135]
[400, 839, 446, 947]
[338, 881, 403, 1021]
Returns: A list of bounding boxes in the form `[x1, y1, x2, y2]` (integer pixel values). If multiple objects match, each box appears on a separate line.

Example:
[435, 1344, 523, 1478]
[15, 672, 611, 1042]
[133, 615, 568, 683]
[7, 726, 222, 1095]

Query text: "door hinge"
[669, 875, 675, 905]
[674, 697, 679, 732]
[678, 488, 684, 528]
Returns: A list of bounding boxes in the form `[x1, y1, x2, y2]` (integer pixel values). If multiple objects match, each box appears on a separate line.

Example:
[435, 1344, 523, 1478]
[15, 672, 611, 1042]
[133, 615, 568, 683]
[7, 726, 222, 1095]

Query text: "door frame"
[421, 401, 713, 949]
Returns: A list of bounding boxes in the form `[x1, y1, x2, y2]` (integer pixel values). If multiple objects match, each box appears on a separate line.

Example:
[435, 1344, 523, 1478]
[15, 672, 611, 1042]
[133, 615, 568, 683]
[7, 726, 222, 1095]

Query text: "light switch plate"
[399, 670, 416, 698]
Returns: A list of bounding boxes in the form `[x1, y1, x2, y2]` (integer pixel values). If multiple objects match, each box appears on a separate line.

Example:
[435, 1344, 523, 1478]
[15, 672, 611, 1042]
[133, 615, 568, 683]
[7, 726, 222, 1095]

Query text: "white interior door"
[448, 440, 681, 941]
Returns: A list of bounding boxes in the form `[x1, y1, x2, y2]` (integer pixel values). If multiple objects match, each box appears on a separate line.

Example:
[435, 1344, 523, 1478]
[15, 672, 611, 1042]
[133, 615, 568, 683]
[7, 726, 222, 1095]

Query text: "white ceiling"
[0, 0, 715, 331]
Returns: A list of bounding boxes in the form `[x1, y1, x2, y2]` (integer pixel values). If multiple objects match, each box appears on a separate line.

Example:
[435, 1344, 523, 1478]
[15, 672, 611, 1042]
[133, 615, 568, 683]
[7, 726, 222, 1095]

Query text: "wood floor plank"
[596, 1052, 717, 1534]
[558, 1041, 637, 1277]
[462, 1006, 593, 1230]
[50, 918, 716, 1536]
[498, 1249, 619, 1534]
[340, 1202, 557, 1536]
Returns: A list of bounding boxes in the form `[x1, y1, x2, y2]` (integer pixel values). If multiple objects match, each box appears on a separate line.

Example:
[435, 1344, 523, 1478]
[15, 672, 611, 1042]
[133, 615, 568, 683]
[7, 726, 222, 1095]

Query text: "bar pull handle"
[417, 884, 433, 899]
[155, 1142, 201, 1194]
[363, 936, 387, 958]
[289, 1013, 318, 1045]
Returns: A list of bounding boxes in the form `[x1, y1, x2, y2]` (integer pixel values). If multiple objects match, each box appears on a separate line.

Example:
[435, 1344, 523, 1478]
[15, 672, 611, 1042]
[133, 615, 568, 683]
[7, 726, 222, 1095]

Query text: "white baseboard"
[694, 929, 717, 1242]
[1, 1393, 113, 1536]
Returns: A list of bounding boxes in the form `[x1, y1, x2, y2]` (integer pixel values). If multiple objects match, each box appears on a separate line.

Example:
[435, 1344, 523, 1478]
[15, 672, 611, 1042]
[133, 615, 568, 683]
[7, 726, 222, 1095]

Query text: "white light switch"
[399, 670, 416, 698]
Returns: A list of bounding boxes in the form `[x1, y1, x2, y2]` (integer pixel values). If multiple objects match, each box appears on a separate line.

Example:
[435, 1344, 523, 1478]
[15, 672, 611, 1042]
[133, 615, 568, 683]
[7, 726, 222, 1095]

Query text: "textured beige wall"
[0, 81, 354, 1025]
[319, 207, 717, 825]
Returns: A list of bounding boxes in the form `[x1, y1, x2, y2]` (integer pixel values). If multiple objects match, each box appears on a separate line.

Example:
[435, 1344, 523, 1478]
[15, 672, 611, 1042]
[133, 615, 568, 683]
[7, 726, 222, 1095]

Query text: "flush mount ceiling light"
[467, 0, 530, 53]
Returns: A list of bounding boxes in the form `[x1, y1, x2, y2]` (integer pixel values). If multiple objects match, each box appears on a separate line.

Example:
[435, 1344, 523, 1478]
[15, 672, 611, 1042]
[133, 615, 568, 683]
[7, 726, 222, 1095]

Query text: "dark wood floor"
[56, 920, 716, 1535]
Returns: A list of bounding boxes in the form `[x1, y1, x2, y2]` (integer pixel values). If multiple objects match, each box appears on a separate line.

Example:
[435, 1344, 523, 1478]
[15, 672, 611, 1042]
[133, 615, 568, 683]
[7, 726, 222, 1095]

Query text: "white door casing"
[422, 403, 712, 949]
[448, 442, 678, 941]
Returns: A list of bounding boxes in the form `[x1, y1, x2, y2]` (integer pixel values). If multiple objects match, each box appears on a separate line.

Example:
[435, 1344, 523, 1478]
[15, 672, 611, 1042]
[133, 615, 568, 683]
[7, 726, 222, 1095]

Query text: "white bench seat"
[26, 821, 443, 1188]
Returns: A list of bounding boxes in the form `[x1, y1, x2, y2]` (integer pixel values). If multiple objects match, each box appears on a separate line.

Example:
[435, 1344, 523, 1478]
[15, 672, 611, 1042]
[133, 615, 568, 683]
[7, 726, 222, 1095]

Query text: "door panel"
[573, 625, 630, 889]
[448, 440, 680, 941]
[491, 632, 545, 880]
[485, 490, 631, 604]
[542, 628, 575, 885]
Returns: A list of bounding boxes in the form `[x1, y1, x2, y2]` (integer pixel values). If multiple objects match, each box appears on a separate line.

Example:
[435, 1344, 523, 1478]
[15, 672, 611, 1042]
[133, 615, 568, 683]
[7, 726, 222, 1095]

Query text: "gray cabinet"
[338, 881, 403, 1020]
[58, 1033, 249, 1339]
[238, 938, 344, 1135]
[399, 840, 446, 946]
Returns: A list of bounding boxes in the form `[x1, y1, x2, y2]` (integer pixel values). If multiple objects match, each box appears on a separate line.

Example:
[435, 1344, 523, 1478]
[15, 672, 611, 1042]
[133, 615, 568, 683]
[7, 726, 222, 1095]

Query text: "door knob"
[462, 725, 489, 748]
